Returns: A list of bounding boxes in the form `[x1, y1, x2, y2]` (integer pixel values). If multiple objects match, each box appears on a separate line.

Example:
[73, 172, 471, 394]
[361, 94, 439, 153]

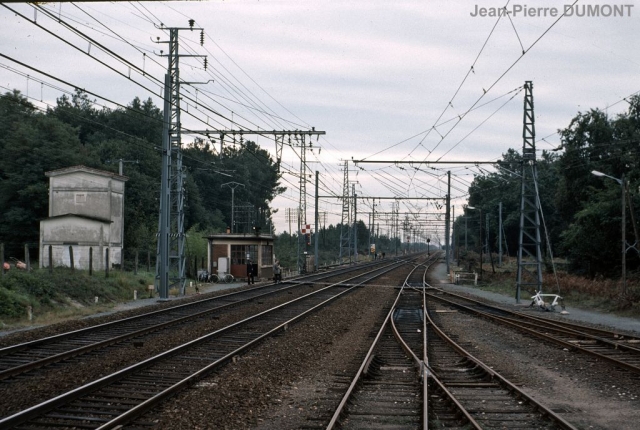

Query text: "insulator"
[189, 19, 195, 29]
[203, 57, 208, 71]
[200, 30, 205, 45]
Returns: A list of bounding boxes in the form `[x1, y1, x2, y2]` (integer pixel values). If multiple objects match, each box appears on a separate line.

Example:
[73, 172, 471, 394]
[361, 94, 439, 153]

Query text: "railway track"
[425, 288, 640, 375]
[0, 259, 393, 382]
[0, 257, 415, 429]
[425, 304, 576, 429]
[327, 255, 578, 429]
[326, 255, 434, 429]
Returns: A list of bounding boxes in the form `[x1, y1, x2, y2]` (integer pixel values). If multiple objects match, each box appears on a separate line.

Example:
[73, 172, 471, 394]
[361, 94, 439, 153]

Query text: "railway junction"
[0, 252, 639, 429]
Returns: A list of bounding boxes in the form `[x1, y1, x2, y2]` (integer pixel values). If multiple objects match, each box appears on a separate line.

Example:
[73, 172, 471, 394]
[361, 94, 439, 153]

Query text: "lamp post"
[591, 170, 626, 294]
[221, 182, 245, 233]
[467, 206, 482, 280]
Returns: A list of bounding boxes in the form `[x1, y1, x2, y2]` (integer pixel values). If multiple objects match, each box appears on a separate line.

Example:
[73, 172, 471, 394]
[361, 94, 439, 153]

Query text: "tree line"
[460, 95, 640, 278]
[0, 90, 283, 262]
[272, 96, 640, 281]
[1, 88, 638, 281]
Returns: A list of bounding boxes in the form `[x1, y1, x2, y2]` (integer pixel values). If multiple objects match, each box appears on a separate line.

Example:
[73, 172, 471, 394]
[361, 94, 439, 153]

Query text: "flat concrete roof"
[205, 233, 274, 242]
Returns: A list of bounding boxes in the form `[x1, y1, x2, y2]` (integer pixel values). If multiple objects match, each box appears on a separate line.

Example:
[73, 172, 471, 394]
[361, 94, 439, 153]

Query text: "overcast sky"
[2, 1, 639, 241]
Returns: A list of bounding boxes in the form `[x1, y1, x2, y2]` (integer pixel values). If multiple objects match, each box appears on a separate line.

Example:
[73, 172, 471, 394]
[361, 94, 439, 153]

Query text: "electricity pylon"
[516, 81, 543, 302]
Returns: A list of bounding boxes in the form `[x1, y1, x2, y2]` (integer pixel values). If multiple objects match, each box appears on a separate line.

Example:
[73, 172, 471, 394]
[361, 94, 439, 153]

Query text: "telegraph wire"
[6, 4, 339, 227]
[360, 86, 523, 162]
[70, 3, 166, 70]
[21, 3, 289, 146]
[411, 0, 511, 152]
[160, 3, 313, 130]
[425, 0, 580, 158]
[436, 86, 523, 161]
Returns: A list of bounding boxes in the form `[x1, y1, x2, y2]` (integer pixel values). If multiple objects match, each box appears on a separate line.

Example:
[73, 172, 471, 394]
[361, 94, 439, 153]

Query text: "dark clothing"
[273, 262, 281, 283]
[247, 262, 255, 284]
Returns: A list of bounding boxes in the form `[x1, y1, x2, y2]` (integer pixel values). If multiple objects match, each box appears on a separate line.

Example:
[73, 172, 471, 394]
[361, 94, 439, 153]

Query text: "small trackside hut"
[39, 165, 128, 270]
[205, 233, 275, 281]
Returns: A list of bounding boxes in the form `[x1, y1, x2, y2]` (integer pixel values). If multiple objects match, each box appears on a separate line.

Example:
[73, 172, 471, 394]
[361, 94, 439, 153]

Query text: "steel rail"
[325, 256, 426, 429]
[326, 253, 440, 429]
[0, 258, 395, 381]
[397, 277, 481, 427]
[426, 291, 640, 375]
[424, 304, 579, 430]
[0, 258, 409, 429]
[0, 257, 385, 354]
[434, 288, 640, 342]
[407, 263, 482, 430]
[0, 283, 297, 380]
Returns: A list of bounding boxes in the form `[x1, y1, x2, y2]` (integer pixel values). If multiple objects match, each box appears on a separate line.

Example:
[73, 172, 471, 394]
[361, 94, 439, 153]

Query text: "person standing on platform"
[247, 259, 255, 284]
[273, 260, 281, 283]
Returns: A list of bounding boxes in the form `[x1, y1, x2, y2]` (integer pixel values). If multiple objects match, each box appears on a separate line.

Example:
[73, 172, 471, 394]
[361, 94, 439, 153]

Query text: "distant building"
[39, 165, 128, 270]
[205, 233, 274, 280]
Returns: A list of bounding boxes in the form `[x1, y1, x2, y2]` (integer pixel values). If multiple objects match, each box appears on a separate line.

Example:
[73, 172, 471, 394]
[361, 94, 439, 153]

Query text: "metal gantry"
[183, 129, 324, 272]
[516, 81, 543, 302]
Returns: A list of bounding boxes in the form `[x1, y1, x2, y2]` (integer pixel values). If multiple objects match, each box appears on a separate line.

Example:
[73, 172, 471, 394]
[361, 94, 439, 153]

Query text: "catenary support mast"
[516, 81, 543, 302]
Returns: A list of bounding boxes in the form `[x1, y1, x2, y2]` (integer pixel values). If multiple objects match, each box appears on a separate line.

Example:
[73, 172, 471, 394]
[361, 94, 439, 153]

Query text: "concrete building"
[39, 165, 128, 270]
[206, 233, 274, 280]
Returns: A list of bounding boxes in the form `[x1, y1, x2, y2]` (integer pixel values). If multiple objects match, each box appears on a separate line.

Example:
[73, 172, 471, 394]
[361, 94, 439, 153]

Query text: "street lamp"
[467, 206, 482, 280]
[591, 170, 626, 294]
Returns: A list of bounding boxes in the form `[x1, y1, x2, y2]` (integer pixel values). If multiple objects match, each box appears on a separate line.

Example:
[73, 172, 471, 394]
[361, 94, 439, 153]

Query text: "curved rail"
[426, 289, 640, 375]
[424, 301, 578, 429]
[327, 253, 439, 429]
[419, 273, 578, 430]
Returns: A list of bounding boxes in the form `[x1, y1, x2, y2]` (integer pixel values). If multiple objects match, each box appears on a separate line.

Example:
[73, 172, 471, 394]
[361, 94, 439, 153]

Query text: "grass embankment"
[0, 268, 155, 329]
[463, 257, 640, 317]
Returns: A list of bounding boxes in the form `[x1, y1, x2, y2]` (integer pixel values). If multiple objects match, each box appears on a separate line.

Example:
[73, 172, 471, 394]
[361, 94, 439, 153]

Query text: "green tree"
[556, 97, 640, 276]
[0, 91, 90, 256]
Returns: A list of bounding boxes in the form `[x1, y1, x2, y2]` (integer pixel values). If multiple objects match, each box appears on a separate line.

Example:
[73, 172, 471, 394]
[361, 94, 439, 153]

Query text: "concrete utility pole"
[221, 182, 245, 233]
[592, 170, 629, 295]
[157, 73, 172, 299]
[370, 199, 376, 257]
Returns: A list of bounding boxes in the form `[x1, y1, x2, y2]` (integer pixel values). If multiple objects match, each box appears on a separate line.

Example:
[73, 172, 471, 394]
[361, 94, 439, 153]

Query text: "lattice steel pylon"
[339, 161, 351, 263]
[516, 81, 543, 302]
[156, 25, 205, 298]
[293, 135, 310, 272]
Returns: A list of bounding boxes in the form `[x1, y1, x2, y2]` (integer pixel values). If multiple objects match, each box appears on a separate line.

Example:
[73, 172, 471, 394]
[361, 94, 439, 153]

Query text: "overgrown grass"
[0, 268, 155, 327]
[467, 258, 640, 316]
